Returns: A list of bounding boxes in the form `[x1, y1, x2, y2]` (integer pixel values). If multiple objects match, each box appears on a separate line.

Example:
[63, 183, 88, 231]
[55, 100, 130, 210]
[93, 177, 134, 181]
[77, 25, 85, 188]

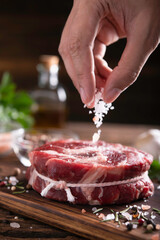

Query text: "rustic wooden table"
[0, 122, 159, 240]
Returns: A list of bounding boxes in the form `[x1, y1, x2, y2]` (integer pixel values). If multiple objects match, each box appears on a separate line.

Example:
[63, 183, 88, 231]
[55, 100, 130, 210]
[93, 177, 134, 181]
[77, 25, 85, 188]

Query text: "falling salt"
[10, 222, 20, 228]
[89, 89, 114, 143]
[92, 129, 101, 143]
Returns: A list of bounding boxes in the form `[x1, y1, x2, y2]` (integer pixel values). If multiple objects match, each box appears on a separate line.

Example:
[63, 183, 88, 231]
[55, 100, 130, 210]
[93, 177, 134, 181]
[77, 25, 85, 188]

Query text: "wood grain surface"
[0, 154, 160, 240]
[0, 123, 160, 240]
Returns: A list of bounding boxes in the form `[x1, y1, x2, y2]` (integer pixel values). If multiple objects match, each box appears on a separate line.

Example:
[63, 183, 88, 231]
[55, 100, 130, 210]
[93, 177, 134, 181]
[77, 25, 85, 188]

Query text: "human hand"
[59, 0, 160, 107]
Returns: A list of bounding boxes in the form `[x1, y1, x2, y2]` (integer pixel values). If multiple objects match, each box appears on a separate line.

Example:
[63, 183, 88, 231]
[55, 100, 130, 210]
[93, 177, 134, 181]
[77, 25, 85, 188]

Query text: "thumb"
[103, 25, 158, 103]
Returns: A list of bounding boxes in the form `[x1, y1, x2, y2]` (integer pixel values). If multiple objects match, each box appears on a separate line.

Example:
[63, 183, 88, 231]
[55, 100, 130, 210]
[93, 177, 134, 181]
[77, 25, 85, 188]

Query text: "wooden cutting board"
[0, 159, 160, 240]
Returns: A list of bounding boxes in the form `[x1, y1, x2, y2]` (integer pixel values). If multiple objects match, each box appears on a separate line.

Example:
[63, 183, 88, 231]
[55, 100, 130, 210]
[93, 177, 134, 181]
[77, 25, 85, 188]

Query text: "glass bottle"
[31, 55, 67, 128]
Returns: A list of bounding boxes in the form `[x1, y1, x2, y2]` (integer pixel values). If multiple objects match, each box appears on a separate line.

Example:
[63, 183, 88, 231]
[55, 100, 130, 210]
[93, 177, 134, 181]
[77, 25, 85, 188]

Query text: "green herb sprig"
[0, 72, 34, 128]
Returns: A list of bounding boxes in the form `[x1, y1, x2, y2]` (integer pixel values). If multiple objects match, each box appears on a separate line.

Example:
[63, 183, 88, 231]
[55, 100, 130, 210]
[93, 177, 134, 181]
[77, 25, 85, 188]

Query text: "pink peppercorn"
[0, 181, 5, 187]
[138, 218, 145, 226]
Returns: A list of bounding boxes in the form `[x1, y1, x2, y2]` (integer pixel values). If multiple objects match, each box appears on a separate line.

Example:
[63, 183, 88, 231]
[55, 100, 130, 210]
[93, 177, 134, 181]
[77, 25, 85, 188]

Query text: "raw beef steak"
[27, 139, 154, 205]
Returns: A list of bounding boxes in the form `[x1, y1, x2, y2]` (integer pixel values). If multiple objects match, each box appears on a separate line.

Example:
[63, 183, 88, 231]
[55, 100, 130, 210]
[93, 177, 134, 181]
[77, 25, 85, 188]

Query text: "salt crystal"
[133, 224, 138, 229]
[30, 226, 33, 229]
[144, 212, 149, 216]
[92, 207, 97, 212]
[22, 170, 26, 174]
[104, 213, 115, 221]
[122, 212, 132, 221]
[10, 222, 20, 228]
[14, 216, 18, 219]
[92, 129, 101, 143]
[151, 215, 156, 220]
[9, 176, 18, 186]
[157, 185, 160, 189]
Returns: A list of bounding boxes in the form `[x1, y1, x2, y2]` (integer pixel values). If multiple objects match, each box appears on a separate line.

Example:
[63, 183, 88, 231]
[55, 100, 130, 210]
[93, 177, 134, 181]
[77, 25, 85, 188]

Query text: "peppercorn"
[0, 181, 5, 187]
[126, 223, 133, 231]
[138, 218, 145, 226]
[12, 168, 21, 176]
[146, 219, 156, 230]
[26, 184, 32, 190]
[131, 206, 137, 213]
[146, 224, 154, 233]
[11, 186, 16, 191]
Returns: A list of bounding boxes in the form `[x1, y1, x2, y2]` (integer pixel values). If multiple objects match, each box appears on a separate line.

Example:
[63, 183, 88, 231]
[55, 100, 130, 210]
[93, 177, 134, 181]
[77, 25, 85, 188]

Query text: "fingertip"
[103, 87, 122, 103]
[79, 87, 95, 108]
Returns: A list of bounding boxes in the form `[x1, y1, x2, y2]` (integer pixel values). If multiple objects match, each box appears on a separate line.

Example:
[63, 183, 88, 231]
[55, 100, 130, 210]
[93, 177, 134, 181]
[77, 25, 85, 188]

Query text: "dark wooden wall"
[0, 0, 159, 125]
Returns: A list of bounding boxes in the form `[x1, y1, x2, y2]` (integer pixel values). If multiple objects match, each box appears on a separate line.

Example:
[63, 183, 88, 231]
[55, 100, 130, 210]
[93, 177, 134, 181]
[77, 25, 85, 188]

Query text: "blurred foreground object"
[31, 55, 67, 128]
[134, 129, 160, 161]
[0, 72, 34, 129]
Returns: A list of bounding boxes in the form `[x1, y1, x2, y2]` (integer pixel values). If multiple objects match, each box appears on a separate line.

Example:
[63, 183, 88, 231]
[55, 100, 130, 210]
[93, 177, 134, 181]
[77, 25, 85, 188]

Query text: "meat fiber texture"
[27, 139, 154, 205]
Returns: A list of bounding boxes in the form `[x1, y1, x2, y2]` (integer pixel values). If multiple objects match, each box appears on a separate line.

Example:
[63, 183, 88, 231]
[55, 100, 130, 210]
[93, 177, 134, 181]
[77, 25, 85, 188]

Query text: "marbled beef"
[26, 139, 154, 205]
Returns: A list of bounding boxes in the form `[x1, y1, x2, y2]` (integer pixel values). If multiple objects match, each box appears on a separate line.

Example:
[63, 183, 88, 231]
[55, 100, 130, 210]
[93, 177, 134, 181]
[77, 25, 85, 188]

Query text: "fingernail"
[86, 97, 95, 108]
[79, 87, 87, 104]
[104, 88, 122, 103]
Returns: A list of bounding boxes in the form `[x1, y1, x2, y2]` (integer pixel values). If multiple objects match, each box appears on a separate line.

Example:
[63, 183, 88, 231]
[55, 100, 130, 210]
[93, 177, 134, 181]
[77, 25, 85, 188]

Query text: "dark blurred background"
[0, 0, 159, 125]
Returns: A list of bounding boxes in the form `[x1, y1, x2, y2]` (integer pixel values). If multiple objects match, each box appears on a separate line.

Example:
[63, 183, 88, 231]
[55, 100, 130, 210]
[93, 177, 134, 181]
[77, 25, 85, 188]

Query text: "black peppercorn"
[126, 222, 133, 231]
[131, 206, 137, 213]
[146, 219, 156, 230]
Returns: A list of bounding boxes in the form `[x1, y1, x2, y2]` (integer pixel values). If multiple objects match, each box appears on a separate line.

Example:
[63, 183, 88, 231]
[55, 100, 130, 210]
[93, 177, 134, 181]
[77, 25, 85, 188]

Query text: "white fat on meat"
[41, 147, 107, 164]
[30, 168, 75, 202]
[78, 166, 107, 203]
[28, 168, 149, 204]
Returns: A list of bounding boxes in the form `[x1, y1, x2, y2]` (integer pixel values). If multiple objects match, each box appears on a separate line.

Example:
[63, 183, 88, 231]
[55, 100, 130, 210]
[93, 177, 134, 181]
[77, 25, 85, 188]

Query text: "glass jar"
[31, 55, 67, 128]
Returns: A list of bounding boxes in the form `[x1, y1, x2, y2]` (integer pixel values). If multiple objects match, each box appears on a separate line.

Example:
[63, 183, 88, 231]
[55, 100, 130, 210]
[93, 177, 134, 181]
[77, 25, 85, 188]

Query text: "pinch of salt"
[10, 222, 20, 228]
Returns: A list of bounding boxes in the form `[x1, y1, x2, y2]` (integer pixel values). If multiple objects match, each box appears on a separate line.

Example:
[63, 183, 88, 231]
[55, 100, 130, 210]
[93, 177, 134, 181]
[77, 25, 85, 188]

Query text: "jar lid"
[39, 55, 59, 70]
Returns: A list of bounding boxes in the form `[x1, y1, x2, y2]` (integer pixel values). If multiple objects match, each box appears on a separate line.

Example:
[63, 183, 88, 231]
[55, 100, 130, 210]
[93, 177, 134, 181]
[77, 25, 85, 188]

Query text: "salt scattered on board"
[10, 222, 20, 228]
[104, 213, 115, 221]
